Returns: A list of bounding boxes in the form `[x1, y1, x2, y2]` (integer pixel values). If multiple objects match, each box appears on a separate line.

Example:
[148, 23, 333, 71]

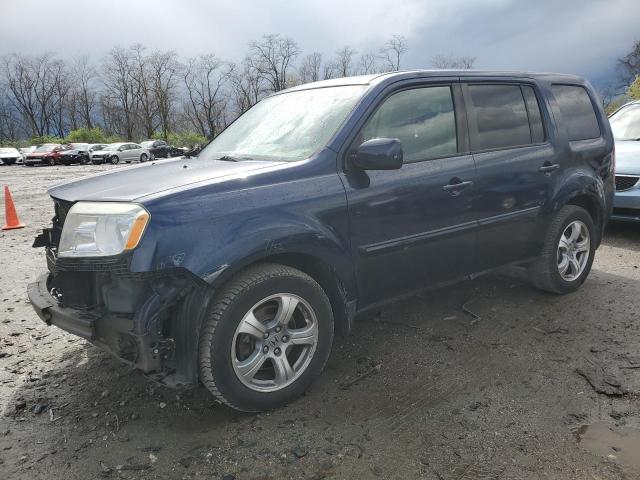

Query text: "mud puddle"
[575, 421, 640, 468]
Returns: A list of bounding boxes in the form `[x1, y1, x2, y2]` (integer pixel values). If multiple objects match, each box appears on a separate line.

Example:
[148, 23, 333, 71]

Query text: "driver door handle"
[442, 179, 474, 195]
[539, 163, 560, 174]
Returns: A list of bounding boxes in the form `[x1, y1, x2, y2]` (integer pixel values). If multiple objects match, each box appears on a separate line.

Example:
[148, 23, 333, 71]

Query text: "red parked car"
[25, 144, 70, 166]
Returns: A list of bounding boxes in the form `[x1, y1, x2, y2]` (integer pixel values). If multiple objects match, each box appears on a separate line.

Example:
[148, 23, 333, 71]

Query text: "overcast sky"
[1, 0, 639, 86]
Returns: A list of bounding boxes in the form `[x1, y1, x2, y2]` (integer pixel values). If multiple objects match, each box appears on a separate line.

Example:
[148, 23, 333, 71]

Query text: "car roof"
[280, 69, 587, 94]
[609, 99, 640, 117]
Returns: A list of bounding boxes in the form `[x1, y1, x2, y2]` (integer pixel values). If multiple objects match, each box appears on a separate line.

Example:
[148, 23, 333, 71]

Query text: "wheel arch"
[207, 251, 356, 338]
[552, 173, 607, 247]
[565, 194, 602, 242]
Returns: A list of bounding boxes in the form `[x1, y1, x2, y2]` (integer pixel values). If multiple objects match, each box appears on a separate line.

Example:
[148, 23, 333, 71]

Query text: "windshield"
[34, 144, 57, 152]
[610, 103, 640, 140]
[140, 141, 154, 148]
[104, 144, 122, 151]
[199, 85, 367, 162]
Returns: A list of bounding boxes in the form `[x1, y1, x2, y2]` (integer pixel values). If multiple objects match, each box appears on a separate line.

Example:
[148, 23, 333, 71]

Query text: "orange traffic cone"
[2, 186, 25, 230]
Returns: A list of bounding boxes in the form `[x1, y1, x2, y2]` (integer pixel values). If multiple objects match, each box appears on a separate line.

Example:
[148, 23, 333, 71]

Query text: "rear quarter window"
[551, 85, 600, 141]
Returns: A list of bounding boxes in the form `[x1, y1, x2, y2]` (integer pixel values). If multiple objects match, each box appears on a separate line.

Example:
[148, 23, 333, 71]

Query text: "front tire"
[110, 155, 120, 165]
[528, 205, 595, 294]
[199, 263, 334, 412]
[140, 153, 148, 162]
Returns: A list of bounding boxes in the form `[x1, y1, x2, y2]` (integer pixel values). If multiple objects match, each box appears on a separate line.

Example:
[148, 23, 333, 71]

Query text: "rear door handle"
[443, 179, 474, 195]
[539, 163, 560, 174]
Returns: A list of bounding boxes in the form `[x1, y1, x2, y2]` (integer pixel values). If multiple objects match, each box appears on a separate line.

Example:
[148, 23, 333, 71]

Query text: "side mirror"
[351, 138, 403, 171]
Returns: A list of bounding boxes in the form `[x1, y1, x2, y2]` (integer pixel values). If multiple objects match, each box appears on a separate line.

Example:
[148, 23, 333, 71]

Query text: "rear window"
[551, 85, 600, 141]
[466, 84, 531, 150]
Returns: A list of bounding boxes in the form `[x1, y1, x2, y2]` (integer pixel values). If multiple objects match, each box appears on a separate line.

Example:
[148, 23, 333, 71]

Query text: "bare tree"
[102, 46, 136, 139]
[0, 96, 20, 141]
[248, 34, 300, 92]
[431, 54, 476, 69]
[149, 50, 181, 139]
[229, 58, 263, 115]
[49, 59, 71, 137]
[2, 54, 40, 136]
[2, 53, 70, 137]
[70, 55, 98, 129]
[322, 61, 337, 80]
[334, 46, 356, 77]
[298, 52, 323, 84]
[130, 44, 157, 138]
[617, 39, 640, 87]
[183, 54, 229, 138]
[379, 35, 408, 71]
[358, 52, 379, 75]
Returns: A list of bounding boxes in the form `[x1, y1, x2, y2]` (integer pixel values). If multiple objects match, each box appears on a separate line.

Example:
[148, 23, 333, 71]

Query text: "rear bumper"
[612, 187, 640, 223]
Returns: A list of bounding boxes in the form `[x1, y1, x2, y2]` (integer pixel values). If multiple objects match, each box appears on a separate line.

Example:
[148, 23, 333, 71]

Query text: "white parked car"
[90, 142, 151, 165]
[18, 146, 36, 165]
[0, 147, 22, 165]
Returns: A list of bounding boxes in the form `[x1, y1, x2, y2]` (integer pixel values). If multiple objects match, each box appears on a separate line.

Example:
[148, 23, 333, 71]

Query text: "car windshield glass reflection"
[610, 104, 640, 140]
[199, 85, 367, 162]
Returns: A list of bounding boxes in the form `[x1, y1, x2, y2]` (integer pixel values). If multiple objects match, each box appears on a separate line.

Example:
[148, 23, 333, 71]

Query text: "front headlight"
[58, 202, 150, 258]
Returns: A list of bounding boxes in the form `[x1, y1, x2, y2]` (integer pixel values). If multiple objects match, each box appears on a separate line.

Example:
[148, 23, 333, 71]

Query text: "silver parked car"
[609, 101, 640, 222]
[90, 142, 151, 165]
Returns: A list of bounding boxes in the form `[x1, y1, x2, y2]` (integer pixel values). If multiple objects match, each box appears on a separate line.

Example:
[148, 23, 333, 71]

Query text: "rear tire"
[199, 263, 334, 412]
[528, 205, 595, 294]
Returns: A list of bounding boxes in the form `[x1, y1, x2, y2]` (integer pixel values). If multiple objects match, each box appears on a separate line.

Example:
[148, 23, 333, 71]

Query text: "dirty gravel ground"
[1, 164, 639, 480]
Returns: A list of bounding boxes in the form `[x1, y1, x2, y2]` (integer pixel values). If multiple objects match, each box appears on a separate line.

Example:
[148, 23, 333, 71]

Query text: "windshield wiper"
[217, 155, 253, 162]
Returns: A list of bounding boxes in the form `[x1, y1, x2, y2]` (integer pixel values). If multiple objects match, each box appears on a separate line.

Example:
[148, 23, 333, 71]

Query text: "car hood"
[91, 150, 114, 156]
[615, 140, 640, 175]
[0, 152, 20, 158]
[48, 157, 286, 202]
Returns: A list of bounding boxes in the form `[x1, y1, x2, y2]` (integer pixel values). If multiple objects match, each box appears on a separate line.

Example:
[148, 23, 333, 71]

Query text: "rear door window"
[466, 84, 531, 151]
[551, 85, 600, 141]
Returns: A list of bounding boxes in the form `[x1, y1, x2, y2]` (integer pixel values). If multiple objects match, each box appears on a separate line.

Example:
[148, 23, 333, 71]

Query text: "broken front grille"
[615, 175, 639, 191]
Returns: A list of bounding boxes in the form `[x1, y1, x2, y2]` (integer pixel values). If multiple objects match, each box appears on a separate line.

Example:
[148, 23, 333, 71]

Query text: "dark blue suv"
[28, 70, 614, 411]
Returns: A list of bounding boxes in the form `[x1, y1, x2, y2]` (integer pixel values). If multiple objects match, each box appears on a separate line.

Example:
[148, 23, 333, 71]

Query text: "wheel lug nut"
[274, 347, 281, 355]
[263, 346, 269, 354]
[263, 332, 269, 339]
[281, 335, 289, 343]
[275, 326, 282, 333]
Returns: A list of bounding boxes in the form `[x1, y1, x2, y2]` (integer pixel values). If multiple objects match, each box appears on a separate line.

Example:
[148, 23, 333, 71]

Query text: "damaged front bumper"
[27, 249, 210, 387]
[28, 272, 96, 338]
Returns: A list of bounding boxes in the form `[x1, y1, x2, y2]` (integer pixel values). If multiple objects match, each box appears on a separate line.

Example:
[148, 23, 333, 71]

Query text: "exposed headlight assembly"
[58, 202, 149, 258]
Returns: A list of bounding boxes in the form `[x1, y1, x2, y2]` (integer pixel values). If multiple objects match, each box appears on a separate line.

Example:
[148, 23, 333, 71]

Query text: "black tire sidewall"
[110, 155, 119, 165]
[204, 274, 333, 411]
[547, 207, 596, 293]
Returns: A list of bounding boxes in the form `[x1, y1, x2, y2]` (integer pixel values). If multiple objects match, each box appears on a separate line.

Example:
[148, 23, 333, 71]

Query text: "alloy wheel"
[231, 293, 319, 392]
[557, 220, 590, 282]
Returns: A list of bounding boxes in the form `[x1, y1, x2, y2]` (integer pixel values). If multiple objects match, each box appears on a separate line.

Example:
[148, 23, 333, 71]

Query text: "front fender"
[129, 169, 355, 298]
